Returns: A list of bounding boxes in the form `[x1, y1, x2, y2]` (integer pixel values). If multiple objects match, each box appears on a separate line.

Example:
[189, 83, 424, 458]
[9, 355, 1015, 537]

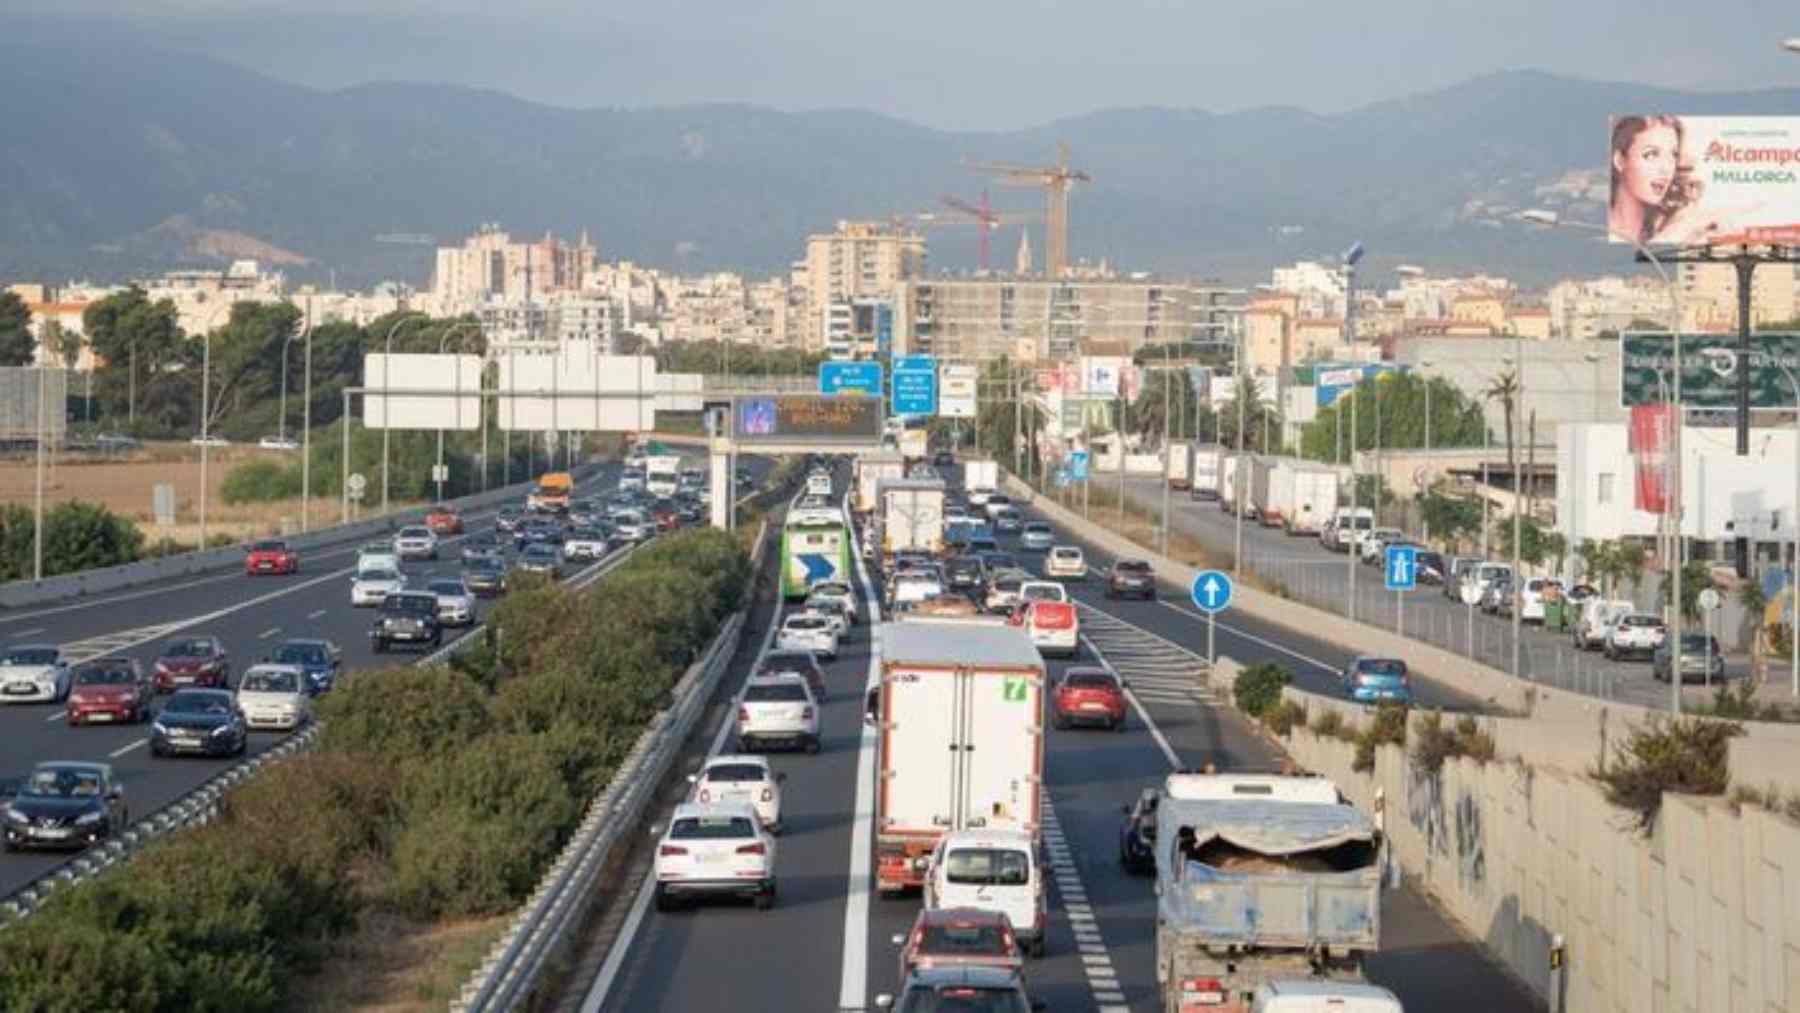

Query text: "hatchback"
[892, 908, 1024, 984]
[1051, 667, 1127, 730]
[688, 755, 785, 832]
[1341, 656, 1412, 705]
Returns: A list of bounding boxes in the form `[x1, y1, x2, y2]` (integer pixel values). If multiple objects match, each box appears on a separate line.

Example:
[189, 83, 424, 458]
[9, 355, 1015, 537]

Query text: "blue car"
[1341, 656, 1412, 705]
[268, 638, 341, 696]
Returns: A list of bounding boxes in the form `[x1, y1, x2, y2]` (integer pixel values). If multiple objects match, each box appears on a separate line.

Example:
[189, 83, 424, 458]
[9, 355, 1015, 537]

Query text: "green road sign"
[1620, 332, 1800, 410]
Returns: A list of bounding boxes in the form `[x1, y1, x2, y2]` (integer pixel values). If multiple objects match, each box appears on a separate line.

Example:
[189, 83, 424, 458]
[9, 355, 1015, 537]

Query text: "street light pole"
[1161, 336, 1173, 555]
[1420, 359, 1433, 542]
[278, 332, 296, 445]
[435, 323, 479, 502]
[300, 302, 314, 532]
[1348, 382, 1358, 622]
[1778, 363, 1800, 697]
[381, 313, 429, 516]
[33, 360, 45, 581]
[1233, 331, 1246, 578]
[1504, 340, 1525, 682]
[195, 300, 233, 551]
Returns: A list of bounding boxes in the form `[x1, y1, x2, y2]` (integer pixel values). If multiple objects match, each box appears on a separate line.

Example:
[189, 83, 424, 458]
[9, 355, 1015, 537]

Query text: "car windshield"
[1679, 634, 1715, 650]
[524, 547, 558, 560]
[786, 617, 828, 631]
[163, 640, 214, 658]
[1024, 523, 1051, 534]
[273, 644, 327, 665]
[24, 767, 103, 798]
[164, 692, 234, 715]
[1022, 586, 1060, 601]
[3, 647, 57, 666]
[252, 541, 286, 552]
[386, 596, 436, 615]
[75, 666, 134, 685]
[1052, 548, 1080, 559]
[399, 527, 431, 538]
[360, 570, 400, 583]
[943, 847, 1031, 886]
[429, 581, 467, 596]
[1354, 659, 1407, 678]
[669, 815, 757, 840]
[919, 921, 1012, 957]
[1625, 616, 1662, 627]
[241, 669, 299, 693]
[1116, 561, 1152, 574]
[705, 763, 768, 783]
[745, 681, 809, 702]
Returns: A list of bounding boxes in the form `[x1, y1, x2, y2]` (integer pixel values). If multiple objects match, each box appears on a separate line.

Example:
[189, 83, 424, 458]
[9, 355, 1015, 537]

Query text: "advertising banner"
[732, 395, 883, 443]
[1081, 356, 1123, 397]
[1620, 332, 1800, 409]
[1629, 403, 1675, 514]
[1313, 363, 1397, 408]
[1608, 116, 1800, 246]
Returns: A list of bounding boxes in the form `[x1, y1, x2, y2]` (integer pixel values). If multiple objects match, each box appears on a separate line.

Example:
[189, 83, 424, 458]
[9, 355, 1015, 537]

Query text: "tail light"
[737, 706, 749, 723]
[658, 845, 688, 857]
[697, 789, 711, 802]
[735, 842, 766, 855]
[759, 787, 773, 802]
[801, 706, 814, 720]
[1180, 978, 1227, 1005]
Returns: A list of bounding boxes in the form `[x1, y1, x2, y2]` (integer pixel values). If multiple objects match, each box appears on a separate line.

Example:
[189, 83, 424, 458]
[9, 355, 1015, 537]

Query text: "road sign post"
[1698, 586, 1723, 688]
[1384, 545, 1417, 639]
[1191, 569, 1234, 665]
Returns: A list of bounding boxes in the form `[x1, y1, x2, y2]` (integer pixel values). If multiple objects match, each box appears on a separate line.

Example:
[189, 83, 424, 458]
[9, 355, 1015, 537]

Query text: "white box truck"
[645, 454, 682, 498]
[1166, 441, 1193, 490]
[1252, 457, 1296, 529]
[1286, 467, 1341, 536]
[899, 430, 929, 461]
[870, 618, 1045, 896]
[1220, 454, 1247, 516]
[1156, 772, 1388, 1011]
[1190, 444, 1223, 500]
[961, 458, 999, 493]
[855, 453, 906, 514]
[878, 477, 946, 560]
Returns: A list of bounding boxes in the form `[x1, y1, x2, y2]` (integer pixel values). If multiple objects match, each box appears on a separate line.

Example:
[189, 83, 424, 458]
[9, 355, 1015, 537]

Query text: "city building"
[1679, 261, 1799, 332]
[893, 278, 1243, 363]
[799, 221, 925, 351]
[1393, 335, 1626, 439]
[1269, 260, 1347, 319]
[430, 224, 598, 314]
[1547, 275, 1682, 338]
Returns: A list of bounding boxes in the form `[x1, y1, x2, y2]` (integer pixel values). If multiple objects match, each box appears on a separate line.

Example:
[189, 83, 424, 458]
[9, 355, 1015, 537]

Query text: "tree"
[191, 302, 303, 437]
[0, 291, 32, 366]
[83, 288, 184, 431]
[1217, 374, 1276, 453]
[1489, 514, 1553, 568]
[44, 320, 81, 370]
[1483, 370, 1519, 475]
[1417, 490, 1483, 549]
[1129, 367, 1203, 443]
[1659, 558, 1718, 624]
[1299, 371, 1486, 463]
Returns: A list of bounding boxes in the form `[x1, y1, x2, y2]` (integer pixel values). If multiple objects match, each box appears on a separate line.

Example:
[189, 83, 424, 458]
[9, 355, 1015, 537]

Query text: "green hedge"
[0, 527, 752, 1009]
[0, 501, 144, 582]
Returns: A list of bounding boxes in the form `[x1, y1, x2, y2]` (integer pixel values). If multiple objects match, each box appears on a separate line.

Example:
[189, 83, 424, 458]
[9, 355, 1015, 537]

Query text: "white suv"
[653, 802, 777, 911]
[393, 526, 439, 561]
[688, 755, 785, 832]
[1044, 546, 1087, 580]
[776, 613, 840, 660]
[737, 674, 821, 753]
[804, 581, 859, 625]
[1604, 613, 1667, 661]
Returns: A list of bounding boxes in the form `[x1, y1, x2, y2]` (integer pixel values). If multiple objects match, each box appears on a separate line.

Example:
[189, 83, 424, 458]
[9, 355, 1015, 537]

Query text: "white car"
[613, 511, 654, 542]
[967, 487, 997, 507]
[923, 827, 1047, 956]
[1020, 600, 1080, 658]
[776, 613, 840, 660]
[235, 663, 310, 730]
[1359, 528, 1405, 564]
[889, 572, 945, 609]
[797, 602, 850, 640]
[356, 545, 400, 575]
[653, 801, 777, 911]
[256, 435, 300, 451]
[562, 529, 610, 561]
[1044, 546, 1087, 580]
[1517, 578, 1559, 624]
[426, 578, 477, 627]
[688, 755, 785, 832]
[737, 673, 820, 753]
[1605, 613, 1667, 661]
[805, 581, 859, 625]
[981, 495, 1014, 520]
[351, 568, 406, 607]
[393, 526, 439, 561]
[1019, 521, 1055, 551]
[985, 572, 1027, 613]
[1017, 580, 1068, 605]
[188, 434, 229, 447]
[618, 470, 646, 492]
[0, 645, 71, 703]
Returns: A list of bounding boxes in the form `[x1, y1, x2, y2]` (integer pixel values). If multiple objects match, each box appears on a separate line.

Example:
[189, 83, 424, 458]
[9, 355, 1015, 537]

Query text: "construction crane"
[940, 191, 1000, 272]
[964, 142, 1090, 278]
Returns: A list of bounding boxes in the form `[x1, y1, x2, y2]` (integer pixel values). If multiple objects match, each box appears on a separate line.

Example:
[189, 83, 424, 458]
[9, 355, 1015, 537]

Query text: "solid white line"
[1156, 599, 1338, 674]
[108, 738, 146, 758]
[838, 490, 884, 1012]
[306, 609, 327, 620]
[12, 628, 43, 637]
[258, 627, 280, 639]
[43, 711, 63, 723]
[1081, 633, 1181, 769]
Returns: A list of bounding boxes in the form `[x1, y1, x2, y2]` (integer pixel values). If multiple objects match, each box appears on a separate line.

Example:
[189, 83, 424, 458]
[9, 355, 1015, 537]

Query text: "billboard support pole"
[1735, 254, 1757, 577]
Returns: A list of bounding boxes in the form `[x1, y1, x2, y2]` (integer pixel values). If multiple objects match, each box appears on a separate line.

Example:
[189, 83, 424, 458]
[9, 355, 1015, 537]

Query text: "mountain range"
[3, 19, 1799, 291]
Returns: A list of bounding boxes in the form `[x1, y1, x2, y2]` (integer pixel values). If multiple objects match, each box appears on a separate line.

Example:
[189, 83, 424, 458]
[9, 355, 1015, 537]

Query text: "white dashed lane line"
[1040, 799, 1129, 1011]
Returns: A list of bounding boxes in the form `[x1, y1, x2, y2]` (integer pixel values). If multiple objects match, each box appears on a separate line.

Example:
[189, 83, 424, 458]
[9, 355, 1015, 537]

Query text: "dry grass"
[286, 910, 511, 1012]
[0, 442, 422, 542]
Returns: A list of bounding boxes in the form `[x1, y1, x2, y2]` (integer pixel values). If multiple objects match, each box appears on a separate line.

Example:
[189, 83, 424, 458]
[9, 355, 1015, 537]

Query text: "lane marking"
[1081, 632, 1180, 769]
[108, 738, 146, 758]
[306, 609, 326, 620]
[12, 628, 43, 637]
[43, 711, 64, 723]
[837, 487, 882, 1011]
[258, 627, 280, 640]
[1040, 800, 1127, 1012]
[1154, 599, 1339, 674]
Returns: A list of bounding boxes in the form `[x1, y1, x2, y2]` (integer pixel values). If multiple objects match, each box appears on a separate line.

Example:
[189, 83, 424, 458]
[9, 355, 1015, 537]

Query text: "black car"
[150, 689, 248, 758]
[1118, 786, 1159, 874]
[2, 761, 130, 852]
[268, 638, 341, 695]
[676, 502, 705, 524]
[463, 561, 508, 597]
[943, 556, 987, 594]
[515, 518, 563, 550]
[1415, 551, 1447, 586]
[495, 507, 525, 533]
[1106, 559, 1157, 600]
[461, 532, 503, 562]
[370, 592, 444, 653]
[978, 551, 1017, 574]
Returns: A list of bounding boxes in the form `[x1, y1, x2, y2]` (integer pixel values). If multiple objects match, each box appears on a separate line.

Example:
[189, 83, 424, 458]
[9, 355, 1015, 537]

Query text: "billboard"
[1081, 356, 1125, 397]
[1608, 116, 1800, 246]
[1314, 362, 1398, 408]
[731, 395, 883, 443]
[939, 363, 978, 419]
[1629, 403, 1675, 514]
[497, 353, 657, 432]
[362, 354, 483, 431]
[1619, 332, 1800, 410]
[0, 367, 67, 441]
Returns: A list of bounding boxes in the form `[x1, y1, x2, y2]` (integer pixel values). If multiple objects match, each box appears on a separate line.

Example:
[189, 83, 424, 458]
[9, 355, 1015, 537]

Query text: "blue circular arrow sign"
[1191, 569, 1233, 614]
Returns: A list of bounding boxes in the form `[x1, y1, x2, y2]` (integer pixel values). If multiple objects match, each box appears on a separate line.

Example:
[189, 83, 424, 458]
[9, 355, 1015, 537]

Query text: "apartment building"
[893, 278, 1243, 363]
[799, 221, 925, 350]
[431, 225, 598, 314]
[1679, 261, 1798, 331]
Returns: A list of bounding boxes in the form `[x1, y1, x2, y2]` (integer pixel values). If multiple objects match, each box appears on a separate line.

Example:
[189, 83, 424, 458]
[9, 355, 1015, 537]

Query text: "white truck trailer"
[961, 458, 999, 493]
[1166, 440, 1194, 490]
[1285, 467, 1342, 537]
[855, 453, 906, 515]
[878, 477, 946, 560]
[1190, 444, 1223, 501]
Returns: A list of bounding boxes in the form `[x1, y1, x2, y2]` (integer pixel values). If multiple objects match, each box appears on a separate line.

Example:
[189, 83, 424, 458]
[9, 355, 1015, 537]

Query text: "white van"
[1252, 979, 1403, 1012]
[1574, 597, 1635, 651]
[923, 828, 1046, 956]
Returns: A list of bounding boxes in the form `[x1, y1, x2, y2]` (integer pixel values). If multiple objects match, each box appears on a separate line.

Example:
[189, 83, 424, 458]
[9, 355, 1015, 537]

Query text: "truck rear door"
[955, 667, 1043, 834]
[883, 664, 961, 833]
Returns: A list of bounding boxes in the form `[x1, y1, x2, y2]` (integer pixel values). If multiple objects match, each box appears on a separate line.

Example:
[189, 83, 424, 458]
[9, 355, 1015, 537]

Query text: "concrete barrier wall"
[1006, 472, 1800, 790]
[1276, 703, 1800, 1013]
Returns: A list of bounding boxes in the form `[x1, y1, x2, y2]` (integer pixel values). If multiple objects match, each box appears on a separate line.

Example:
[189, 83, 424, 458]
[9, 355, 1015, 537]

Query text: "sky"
[12, 0, 1800, 129]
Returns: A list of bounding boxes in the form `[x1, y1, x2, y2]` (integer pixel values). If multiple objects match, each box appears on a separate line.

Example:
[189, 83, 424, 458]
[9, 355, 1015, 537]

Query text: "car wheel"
[234, 736, 248, 757]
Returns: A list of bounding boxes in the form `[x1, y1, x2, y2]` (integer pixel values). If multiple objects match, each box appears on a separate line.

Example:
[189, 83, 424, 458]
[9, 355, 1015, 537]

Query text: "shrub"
[220, 458, 301, 504]
[1591, 716, 1742, 834]
[0, 501, 146, 580]
[1233, 662, 1292, 718]
[1352, 703, 1409, 773]
[1262, 699, 1306, 736]
[317, 664, 494, 761]
[1310, 709, 1347, 739]
[1411, 711, 1495, 774]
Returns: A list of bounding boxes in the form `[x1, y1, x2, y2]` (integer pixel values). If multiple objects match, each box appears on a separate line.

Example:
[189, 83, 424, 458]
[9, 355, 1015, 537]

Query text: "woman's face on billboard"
[1615, 123, 1679, 208]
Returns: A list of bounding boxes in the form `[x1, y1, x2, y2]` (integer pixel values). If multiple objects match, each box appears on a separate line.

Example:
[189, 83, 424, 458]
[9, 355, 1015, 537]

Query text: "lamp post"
[1233, 327, 1247, 578]
[195, 301, 235, 551]
[380, 312, 429, 516]
[1419, 359, 1433, 542]
[1518, 208, 1684, 713]
[299, 299, 315, 532]
[1502, 347, 1526, 681]
[1776, 361, 1800, 697]
[33, 358, 45, 580]
[278, 331, 298, 445]
[436, 323, 480, 502]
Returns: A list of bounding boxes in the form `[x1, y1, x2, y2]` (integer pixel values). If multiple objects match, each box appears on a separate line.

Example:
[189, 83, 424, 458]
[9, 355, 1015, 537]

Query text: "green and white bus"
[780, 514, 852, 599]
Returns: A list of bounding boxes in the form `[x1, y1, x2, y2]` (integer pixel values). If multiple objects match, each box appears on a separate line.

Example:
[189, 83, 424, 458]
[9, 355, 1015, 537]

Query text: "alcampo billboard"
[1609, 115, 1800, 246]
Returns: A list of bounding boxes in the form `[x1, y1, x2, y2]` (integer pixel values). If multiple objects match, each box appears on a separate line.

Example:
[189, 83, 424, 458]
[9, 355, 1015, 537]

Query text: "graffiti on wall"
[1454, 786, 1487, 894]
[1407, 764, 1449, 858]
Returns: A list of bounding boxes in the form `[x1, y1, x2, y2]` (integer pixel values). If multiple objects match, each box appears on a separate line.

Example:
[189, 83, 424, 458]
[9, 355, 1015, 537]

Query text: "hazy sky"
[17, 0, 1800, 129]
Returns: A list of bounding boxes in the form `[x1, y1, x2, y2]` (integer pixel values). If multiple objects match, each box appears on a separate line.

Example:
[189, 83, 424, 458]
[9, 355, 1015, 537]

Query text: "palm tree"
[1483, 369, 1520, 476]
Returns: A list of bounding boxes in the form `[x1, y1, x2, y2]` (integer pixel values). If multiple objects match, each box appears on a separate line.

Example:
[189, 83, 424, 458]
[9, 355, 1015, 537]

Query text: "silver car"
[1018, 521, 1054, 551]
[427, 578, 477, 627]
[393, 526, 439, 561]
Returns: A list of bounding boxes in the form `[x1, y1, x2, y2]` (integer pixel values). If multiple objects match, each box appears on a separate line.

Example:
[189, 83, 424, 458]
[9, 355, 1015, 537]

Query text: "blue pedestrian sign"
[1067, 450, 1090, 481]
[892, 355, 938, 416]
[1191, 569, 1234, 614]
[819, 361, 883, 397]
[1384, 545, 1418, 591]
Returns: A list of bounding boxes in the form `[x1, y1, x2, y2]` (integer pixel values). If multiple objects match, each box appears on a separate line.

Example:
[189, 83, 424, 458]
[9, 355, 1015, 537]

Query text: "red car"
[425, 504, 464, 535]
[153, 636, 231, 692]
[245, 539, 299, 575]
[894, 908, 1025, 983]
[66, 657, 153, 726]
[1051, 666, 1128, 731]
[652, 506, 681, 531]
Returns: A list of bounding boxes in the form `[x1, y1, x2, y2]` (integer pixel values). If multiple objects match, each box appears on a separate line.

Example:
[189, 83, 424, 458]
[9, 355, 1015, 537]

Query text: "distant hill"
[2, 22, 1798, 290]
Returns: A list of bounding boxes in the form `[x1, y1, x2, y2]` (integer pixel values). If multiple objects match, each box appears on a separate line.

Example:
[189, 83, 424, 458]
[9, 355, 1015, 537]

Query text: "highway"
[580, 460, 1542, 1012]
[1110, 473, 1701, 711]
[0, 455, 765, 901]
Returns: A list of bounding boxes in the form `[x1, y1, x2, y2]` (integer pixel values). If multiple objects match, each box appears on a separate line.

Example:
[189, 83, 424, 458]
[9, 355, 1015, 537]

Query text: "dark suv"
[370, 592, 444, 653]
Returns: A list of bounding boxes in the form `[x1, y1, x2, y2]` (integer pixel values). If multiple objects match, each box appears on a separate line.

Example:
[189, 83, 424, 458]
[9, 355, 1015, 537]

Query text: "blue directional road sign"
[819, 361, 883, 397]
[1384, 545, 1418, 591]
[1067, 450, 1090, 482]
[1191, 569, 1234, 614]
[892, 355, 938, 416]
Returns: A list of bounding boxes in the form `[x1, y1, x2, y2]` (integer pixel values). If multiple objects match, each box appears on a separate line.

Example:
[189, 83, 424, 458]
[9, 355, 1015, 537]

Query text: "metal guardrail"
[452, 519, 771, 1012]
[0, 536, 644, 923]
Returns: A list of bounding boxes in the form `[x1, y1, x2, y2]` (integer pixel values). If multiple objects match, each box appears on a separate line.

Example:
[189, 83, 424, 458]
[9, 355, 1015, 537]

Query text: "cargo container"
[1166, 441, 1193, 489]
[1190, 444, 1223, 500]
[1286, 468, 1342, 536]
